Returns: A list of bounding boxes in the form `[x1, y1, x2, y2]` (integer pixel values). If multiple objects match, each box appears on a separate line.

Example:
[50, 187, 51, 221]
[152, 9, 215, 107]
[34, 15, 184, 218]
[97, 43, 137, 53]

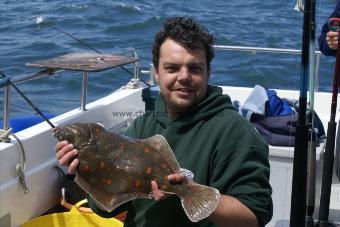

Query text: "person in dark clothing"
[318, 0, 340, 56]
[55, 17, 273, 227]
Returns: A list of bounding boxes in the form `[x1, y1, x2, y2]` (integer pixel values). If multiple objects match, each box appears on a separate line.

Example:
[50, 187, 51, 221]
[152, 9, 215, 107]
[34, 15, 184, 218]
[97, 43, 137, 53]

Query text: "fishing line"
[21, 16, 152, 86]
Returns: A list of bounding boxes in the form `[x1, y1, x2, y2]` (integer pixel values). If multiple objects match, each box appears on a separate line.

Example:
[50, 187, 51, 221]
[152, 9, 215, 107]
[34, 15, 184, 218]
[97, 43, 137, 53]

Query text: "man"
[318, 0, 340, 56]
[56, 17, 273, 226]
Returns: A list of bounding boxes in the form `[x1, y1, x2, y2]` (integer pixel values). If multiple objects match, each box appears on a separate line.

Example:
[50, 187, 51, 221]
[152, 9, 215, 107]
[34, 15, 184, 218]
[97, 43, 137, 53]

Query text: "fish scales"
[78, 132, 175, 195]
[53, 123, 220, 222]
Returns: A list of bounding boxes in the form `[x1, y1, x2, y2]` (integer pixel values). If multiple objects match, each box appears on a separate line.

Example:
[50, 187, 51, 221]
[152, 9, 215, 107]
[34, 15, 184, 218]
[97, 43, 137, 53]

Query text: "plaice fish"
[53, 123, 220, 222]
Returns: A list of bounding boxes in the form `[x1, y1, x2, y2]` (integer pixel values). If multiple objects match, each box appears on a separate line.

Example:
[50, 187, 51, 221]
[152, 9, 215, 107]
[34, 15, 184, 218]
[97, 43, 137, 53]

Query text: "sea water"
[0, 0, 337, 119]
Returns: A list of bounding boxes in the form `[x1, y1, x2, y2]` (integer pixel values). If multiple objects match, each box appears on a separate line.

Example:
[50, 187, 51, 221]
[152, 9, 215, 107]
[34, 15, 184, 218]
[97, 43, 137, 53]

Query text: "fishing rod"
[317, 18, 340, 227]
[24, 16, 151, 86]
[332, 18, 340, 213]
[305, 0, 317, 226]
[290, 0, 314, 226]
[0, 71, 55, 129]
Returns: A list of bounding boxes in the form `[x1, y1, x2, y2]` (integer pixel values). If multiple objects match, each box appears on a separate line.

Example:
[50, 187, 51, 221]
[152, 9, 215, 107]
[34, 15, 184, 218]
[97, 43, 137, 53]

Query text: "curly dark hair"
[152, 17, 214, 71]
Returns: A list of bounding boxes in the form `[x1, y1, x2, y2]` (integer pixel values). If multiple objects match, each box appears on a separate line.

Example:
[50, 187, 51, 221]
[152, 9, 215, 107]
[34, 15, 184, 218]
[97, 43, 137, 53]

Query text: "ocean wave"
[105, 16, 162, 33]
[0, 0, 337, 120]
[114, 2, 142, 14]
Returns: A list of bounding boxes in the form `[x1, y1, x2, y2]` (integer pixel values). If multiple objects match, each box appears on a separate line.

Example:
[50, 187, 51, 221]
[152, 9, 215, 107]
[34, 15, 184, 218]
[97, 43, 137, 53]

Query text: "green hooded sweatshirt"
[89, 85, 273, 227]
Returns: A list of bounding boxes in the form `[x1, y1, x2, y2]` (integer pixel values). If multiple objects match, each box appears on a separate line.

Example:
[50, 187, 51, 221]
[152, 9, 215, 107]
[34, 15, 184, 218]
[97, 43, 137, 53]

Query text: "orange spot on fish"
[120, 143, 125, 150]
[144, 147, 151, 153]
[135, 180, 141, 187]
[161, 163, 167, 169]
[83, 164, 90, 172]
[106, 179, 112, 185]
[146, 166, 152, 174]
[95, 128, 101, 134]
[102, 178, 106, 183]
[99, 161, 106, 169]
[161, 185, 168, 191]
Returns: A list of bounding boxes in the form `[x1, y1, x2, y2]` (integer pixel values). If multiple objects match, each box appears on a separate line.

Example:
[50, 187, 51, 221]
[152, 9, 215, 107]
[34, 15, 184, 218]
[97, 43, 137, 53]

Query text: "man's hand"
[55, 141, 79, 174]
[151, 172, 187, 201]
[326, 31, 339, 50]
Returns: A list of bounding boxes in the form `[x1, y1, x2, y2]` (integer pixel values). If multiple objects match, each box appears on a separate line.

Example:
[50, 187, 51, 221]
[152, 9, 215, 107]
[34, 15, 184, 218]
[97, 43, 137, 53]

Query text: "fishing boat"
[2, 0, 340, 225]
[0, 44, 340, 227]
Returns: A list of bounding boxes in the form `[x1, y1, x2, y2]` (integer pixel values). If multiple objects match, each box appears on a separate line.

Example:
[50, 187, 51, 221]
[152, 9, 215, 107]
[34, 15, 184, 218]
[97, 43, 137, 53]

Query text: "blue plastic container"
[0, 112, 55, 133]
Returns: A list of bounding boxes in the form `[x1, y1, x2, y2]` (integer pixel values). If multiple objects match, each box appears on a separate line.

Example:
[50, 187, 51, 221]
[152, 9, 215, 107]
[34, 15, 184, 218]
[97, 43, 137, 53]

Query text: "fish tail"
[180, 182, 220, 222]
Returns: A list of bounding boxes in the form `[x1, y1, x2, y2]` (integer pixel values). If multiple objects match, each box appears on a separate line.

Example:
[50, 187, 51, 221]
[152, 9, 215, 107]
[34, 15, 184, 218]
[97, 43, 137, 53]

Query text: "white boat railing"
[213, 45, 323, 91]
[1, 45, 324, 132]
[1, 49, 140, 132]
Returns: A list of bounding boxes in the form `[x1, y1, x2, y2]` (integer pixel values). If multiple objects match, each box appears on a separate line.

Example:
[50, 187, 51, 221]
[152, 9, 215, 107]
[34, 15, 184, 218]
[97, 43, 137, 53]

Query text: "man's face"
[155, 38, 210, 116]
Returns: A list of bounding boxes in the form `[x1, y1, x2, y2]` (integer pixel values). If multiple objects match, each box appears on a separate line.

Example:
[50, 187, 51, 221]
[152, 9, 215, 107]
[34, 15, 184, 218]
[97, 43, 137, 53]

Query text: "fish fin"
[90, 192, 149, 212]
[76, 174, 150, 212]
[181, 182, 220, 222]
[75, 174, 113, 210]
[142, 134, 180, 172]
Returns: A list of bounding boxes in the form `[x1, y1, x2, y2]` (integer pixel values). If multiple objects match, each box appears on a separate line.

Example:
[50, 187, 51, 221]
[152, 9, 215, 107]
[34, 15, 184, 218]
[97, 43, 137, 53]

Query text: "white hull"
[1, 84, 340, 226]
[0, 88, 145, 227]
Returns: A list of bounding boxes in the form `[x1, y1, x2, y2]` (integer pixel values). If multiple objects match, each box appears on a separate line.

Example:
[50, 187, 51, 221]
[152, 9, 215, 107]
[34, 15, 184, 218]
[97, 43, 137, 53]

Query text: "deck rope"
[0, 128, 12, 143]
[0, 128, 29, 194]
[114, 78, 143, 93]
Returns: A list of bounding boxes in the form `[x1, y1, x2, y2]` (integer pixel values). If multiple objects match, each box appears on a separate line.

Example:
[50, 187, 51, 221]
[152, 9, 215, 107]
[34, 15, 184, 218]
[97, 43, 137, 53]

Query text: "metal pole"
[315, 53, 321, 92]
[132, 51, 139, 80]
[3, 86, 11, 130]
[80, 71, 88, 111]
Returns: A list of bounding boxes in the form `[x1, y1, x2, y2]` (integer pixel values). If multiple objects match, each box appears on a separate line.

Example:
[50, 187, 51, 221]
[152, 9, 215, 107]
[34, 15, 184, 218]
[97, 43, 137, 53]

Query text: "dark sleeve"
[318, 0, 340, 56]
[229, 145, 272, 227]
[212, 118, 273, 226]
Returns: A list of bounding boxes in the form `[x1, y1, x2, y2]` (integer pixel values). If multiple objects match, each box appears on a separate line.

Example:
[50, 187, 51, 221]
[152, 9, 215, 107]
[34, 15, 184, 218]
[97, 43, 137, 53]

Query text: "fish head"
[53, 123, 104, 147]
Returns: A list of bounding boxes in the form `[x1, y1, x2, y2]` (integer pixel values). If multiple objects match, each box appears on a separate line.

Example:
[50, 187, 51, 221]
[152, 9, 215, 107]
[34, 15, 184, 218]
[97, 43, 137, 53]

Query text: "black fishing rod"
[290, 0, 314, 226]
[0, 71, 55, 129]
[305, 0, 317, 226]
[331, 17, 340, 219]
[317, 21, 340, 227]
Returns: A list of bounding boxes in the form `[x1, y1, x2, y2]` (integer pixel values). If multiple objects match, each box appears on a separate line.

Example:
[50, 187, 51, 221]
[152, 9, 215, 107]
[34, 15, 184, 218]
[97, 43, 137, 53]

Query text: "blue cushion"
[0, 113, 55, 133]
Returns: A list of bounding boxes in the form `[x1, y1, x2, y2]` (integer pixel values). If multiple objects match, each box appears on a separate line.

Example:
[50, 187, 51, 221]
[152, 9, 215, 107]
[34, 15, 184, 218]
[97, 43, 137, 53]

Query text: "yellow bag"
[22, 199, 123, 227]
